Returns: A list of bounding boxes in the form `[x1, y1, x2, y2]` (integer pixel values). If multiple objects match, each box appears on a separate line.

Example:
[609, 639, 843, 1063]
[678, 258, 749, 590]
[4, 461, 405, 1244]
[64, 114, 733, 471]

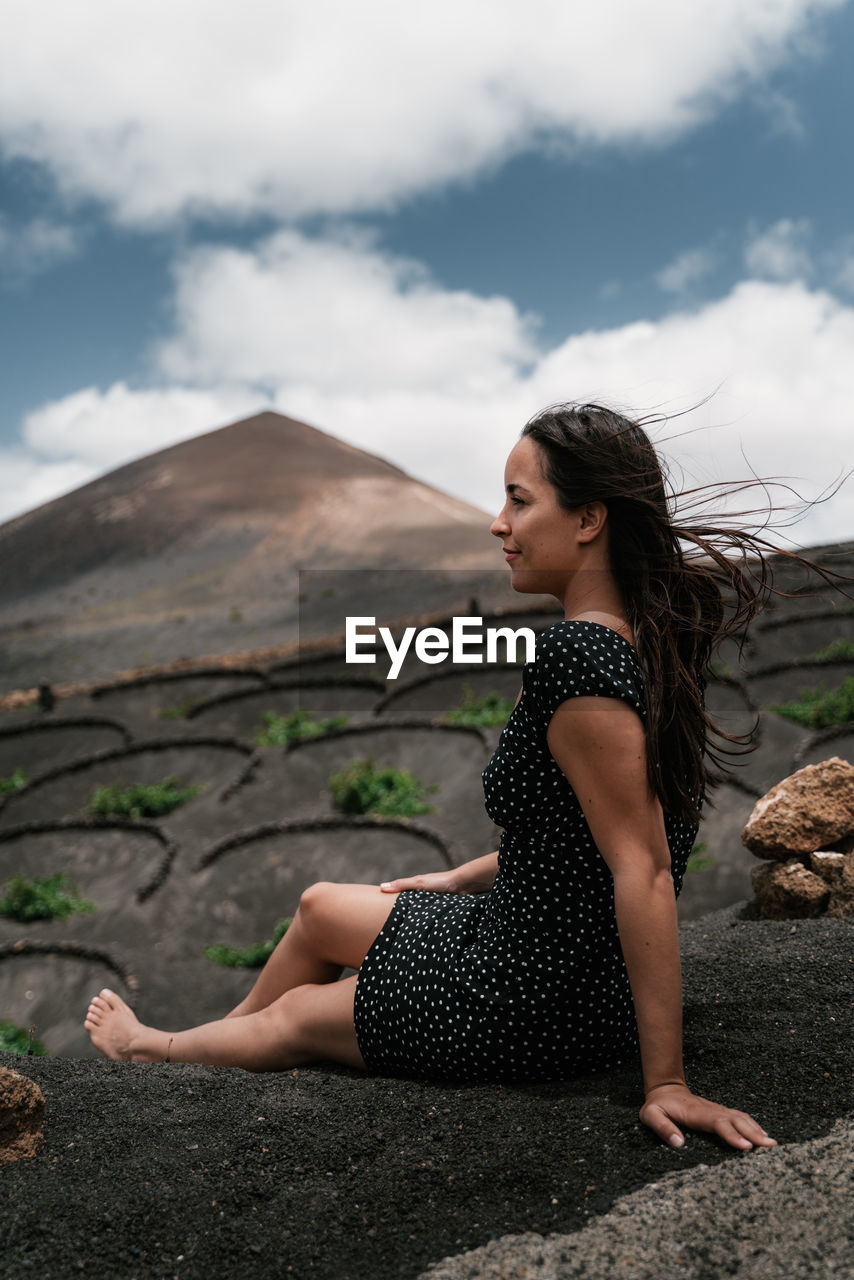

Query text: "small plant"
[203, 918, 292, 968]
[87, 776, 202, 819]
[157, 699, 202, 720]
[708, 659, 734, 680]
[0, 768, 28, 794]
[804, 637, 854, 664]
[0, 1020, 47, 1057]
[444, 688, 516, 728]
[771, 677, 854, 730]
[329, 757, 437, 817]
[254, 708, 348, 747]
[685, 842, 715, 875]
[0, 872, 95, 922]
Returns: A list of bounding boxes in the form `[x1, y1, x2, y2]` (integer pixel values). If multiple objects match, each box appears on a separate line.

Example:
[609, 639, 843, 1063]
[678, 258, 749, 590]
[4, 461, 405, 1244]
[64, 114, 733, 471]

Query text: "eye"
[510, 495, 525, 506]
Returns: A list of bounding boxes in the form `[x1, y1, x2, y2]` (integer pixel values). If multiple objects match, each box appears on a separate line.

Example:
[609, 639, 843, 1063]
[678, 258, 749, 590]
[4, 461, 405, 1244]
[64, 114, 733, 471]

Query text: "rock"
[750, 859, 831, 920]
[741, 758, 854, 860]
[809, 850, 847, 884]
[0, 1066, 45, 1164]
[827, 851, 854, 918]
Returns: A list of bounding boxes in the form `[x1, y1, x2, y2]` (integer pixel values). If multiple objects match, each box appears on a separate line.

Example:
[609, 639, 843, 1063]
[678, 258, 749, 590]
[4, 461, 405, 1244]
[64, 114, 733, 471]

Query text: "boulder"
[827, 851, 854, 918]
[0, 1066, 45, 1164]
[741, 758, 854, 860]
[750, 859, 830, 920]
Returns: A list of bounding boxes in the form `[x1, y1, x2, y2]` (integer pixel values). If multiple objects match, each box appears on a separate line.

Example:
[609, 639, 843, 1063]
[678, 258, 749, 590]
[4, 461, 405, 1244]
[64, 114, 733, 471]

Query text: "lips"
[503, 547, 520, 562]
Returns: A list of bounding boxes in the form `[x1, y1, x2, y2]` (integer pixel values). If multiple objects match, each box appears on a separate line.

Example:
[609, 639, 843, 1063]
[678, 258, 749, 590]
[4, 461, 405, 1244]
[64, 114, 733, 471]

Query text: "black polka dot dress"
[353, 621, 699, 1082]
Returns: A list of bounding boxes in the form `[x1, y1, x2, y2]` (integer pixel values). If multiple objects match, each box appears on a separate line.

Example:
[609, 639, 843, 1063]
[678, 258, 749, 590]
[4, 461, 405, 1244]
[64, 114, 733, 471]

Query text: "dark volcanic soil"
[2, 907, 852, 1280]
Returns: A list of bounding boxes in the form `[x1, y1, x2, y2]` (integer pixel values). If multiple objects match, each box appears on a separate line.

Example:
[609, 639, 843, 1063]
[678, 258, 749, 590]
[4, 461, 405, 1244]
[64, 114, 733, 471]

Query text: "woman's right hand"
[381, 850, 499, 896]
[380, 871, 463, 894]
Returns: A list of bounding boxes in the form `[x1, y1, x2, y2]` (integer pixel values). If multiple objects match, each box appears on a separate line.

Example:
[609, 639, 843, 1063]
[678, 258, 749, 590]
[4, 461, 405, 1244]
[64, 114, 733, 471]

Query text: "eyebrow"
[506, 483, 531, 495]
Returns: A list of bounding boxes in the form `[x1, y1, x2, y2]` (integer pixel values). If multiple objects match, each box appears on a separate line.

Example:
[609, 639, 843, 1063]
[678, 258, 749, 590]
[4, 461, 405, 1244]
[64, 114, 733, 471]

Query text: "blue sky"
[1, 0, 853, 545]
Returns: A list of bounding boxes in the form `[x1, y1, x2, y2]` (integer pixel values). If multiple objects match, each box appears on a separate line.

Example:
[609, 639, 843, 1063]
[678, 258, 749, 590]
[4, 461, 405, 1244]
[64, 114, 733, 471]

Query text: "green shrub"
[0, 872, 95, 922]
[804, 637, 854, 663]
[329, 757, 437, 817]
[0, 1020, 47, 1056]
[87, 776, 202, 819]
[254, 708, 348, 747]
[685, 843, 715, 875]
[771, 677, 854, 730]
[0, 768, 28, 794]
[444, 688, 516, 728]
[203, 917, 292, 968]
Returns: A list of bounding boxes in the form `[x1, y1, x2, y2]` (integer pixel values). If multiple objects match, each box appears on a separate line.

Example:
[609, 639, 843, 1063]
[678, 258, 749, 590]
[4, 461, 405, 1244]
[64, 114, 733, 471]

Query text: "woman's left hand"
[639, 1083, 778, 1151]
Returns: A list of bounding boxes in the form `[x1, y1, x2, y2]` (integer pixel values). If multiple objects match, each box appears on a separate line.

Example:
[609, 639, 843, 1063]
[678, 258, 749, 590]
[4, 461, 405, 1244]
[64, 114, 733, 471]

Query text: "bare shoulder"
[547, 695, 646, 762]
[569, 611, 635, 646]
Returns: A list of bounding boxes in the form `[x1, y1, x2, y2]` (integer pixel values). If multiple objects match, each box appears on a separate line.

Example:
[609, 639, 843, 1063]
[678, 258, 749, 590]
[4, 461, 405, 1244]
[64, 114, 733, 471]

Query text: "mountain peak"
[0, 409, 498, 689]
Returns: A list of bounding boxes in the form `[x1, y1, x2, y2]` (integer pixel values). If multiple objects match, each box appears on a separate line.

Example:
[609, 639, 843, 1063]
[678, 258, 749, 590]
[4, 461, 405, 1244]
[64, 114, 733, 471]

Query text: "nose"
[490, 505, 509, 538]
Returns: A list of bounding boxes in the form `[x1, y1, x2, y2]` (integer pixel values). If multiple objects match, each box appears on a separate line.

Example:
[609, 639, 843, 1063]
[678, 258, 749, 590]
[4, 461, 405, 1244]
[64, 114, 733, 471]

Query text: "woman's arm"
[380, 850, 499, 895]
[547, 695, 776, 1151]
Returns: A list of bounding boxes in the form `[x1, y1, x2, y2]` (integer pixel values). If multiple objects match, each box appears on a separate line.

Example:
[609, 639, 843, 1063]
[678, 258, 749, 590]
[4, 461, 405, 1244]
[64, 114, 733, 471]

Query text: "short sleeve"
[524, 621, 645, 726]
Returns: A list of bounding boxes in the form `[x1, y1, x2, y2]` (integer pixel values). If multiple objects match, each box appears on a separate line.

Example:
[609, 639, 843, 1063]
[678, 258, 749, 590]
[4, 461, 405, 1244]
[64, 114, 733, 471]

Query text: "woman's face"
[490, 436, 591, 598]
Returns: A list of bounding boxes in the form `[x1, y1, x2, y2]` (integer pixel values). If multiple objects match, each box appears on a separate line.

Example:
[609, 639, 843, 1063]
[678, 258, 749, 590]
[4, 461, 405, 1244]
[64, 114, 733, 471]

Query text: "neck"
[560, 569, 630, 637]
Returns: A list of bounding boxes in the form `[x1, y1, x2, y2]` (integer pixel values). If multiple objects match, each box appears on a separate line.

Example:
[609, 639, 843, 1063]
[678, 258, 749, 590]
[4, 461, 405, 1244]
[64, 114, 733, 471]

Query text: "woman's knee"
[250, 989, 308, 1062]
[260, 985, 324, 1048]
[298, 880, 337, 923]
[260, 981, 362, 1067]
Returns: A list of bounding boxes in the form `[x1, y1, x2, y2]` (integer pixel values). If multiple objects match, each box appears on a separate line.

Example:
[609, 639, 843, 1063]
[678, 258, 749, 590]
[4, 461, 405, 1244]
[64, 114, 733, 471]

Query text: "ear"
[576, 501, 608, 543]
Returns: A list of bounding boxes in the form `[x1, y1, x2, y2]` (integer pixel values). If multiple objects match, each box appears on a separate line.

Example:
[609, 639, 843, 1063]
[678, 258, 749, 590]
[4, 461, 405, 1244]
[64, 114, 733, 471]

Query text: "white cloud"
[0, 452, 94, 526]
[0, 0, 844, 223]
[6, 232, 853, 547]
[155, 229, 537, 394]
[0, 216, 81, 279]
[744, 217, 812, 280]
[0, 383, 261, 521]
[656, 245, 719, 294]
[525, 281, 854, 548]
[21, 381, 261, 469]
[827, 236, 854, 295]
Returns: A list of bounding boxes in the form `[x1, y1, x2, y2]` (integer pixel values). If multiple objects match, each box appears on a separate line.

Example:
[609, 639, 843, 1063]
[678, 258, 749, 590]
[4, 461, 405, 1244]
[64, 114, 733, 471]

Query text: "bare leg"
[226, 882, 399, 1018]
[84, 976, 365, 1072]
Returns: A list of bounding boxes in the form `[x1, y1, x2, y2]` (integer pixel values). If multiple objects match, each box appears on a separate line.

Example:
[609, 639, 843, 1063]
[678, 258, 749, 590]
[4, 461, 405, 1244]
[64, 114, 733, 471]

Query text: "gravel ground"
[422, 1120, 854, 1280]
[1, 904, 852, 1280]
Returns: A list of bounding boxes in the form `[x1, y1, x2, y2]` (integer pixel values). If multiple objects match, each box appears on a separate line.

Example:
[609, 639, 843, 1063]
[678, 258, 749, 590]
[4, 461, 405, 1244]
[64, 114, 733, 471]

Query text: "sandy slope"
[2, 906, 852, 1280]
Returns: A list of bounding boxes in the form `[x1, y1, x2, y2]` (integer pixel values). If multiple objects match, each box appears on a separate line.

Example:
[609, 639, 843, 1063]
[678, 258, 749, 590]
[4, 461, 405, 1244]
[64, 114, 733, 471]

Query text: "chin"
[509, 568, 552, 596]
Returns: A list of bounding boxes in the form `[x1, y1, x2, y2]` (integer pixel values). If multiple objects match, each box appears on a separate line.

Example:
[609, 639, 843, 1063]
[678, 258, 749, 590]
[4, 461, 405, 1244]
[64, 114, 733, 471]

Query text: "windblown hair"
[522, 402, 848, 823]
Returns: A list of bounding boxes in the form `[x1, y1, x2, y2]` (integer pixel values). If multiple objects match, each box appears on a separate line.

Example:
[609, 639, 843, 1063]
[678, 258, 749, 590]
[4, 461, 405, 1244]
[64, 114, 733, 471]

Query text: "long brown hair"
[522, 402, 848, 823]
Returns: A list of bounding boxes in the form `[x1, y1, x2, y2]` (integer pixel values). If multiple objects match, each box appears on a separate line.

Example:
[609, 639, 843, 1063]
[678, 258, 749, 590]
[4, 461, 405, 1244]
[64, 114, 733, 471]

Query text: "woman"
[86, 403, 782, 1152]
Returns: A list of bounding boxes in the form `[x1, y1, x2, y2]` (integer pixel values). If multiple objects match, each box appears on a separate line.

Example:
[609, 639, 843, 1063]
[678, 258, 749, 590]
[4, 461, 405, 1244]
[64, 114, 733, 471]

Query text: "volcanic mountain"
[0, 411, 504, 692]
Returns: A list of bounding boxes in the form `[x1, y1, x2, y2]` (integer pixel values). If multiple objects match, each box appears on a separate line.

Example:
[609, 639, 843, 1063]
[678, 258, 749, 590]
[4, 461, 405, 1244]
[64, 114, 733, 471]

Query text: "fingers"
[640, 1092, 778, 1152]
[380, 877, 428, 892]
[380, 874, 456, 893]
[639, 1102, 685, 1149]
[714, 1111, 777, 1150]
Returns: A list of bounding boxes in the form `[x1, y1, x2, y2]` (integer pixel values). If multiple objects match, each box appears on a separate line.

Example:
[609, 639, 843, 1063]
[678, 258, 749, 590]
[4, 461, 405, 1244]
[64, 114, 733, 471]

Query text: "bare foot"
[84, 988, 159, 1062]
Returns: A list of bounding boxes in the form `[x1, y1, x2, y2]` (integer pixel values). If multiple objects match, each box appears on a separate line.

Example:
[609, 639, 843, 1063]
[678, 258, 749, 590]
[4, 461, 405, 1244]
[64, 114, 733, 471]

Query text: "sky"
[1, 0, 853, 548]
